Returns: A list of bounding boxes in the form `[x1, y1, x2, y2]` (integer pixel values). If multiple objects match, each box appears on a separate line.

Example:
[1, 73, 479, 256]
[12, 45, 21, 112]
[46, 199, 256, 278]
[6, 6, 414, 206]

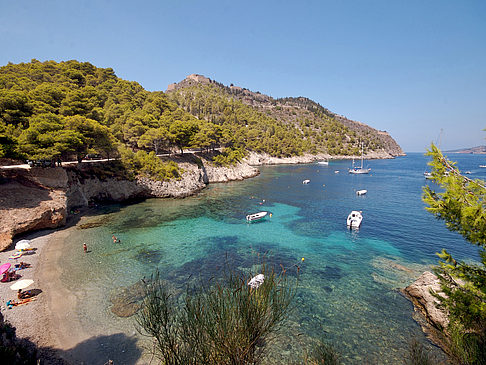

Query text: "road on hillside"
[0, 148, 222, 170]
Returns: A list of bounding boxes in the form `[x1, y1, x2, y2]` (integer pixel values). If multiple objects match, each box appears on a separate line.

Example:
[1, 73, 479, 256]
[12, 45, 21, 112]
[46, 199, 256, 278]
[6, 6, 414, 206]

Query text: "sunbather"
[6, 297, 35, 309]
[1, 270, 20, 282]
[18, 289, 33, 299]
[14, 262, 31, 269]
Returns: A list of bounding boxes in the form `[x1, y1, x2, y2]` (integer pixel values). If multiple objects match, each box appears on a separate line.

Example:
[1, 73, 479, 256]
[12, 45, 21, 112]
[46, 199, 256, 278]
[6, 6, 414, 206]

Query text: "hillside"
[445, 145, 486, 154]
[1, 61, 403, 179]
[167, 74, 404, 157]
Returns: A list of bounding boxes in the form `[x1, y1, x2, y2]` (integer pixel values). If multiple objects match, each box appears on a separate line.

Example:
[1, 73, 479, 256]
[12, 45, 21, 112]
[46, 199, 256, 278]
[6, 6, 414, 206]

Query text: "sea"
[58, 152, 486, 364]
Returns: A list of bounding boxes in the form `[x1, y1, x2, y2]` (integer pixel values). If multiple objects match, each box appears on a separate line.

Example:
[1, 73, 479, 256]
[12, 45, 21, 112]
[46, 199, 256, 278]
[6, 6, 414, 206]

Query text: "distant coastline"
[445, 145, 486, 154]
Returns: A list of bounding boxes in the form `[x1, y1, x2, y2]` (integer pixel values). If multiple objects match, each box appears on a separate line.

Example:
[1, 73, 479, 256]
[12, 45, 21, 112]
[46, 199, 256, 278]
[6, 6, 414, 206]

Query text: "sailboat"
[349, 144, 371, 174]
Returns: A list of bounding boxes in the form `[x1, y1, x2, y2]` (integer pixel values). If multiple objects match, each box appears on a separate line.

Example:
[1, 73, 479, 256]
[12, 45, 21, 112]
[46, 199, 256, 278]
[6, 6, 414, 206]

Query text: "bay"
[59, 153, 485, 363]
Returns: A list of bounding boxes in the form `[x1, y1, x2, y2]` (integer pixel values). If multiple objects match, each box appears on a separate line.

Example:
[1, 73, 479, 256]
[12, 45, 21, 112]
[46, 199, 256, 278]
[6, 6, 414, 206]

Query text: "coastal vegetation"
[1, 60, 401, 179]
[423, 144, 486, 364]
[136, 265, 295, 364]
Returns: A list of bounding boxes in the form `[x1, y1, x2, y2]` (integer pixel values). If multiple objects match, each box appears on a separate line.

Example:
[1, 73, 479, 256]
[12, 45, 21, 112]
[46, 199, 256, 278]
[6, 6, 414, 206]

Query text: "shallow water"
[60, 153, 486, 364]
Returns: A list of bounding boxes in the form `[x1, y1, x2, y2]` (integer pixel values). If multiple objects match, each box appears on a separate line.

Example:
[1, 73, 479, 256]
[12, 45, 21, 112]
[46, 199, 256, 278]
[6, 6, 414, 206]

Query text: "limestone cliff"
[0, 155, 258, 251]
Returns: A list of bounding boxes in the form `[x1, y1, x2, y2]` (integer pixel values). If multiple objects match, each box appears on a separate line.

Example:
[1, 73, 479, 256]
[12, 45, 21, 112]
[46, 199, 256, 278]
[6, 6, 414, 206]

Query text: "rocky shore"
[0, 153, 259, 252]
[0, 151, 400, 252]
[402, 271, 450, 353]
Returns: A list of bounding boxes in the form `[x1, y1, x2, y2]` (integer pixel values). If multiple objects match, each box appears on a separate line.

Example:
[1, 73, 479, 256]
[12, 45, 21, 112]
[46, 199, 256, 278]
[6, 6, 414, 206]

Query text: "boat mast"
[360, 143, 364, 169]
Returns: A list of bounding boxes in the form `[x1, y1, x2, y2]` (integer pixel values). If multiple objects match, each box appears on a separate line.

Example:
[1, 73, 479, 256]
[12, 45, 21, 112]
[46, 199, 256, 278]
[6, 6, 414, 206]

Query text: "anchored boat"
[246, 211, 268, 222]
[347, 211, 363, 228]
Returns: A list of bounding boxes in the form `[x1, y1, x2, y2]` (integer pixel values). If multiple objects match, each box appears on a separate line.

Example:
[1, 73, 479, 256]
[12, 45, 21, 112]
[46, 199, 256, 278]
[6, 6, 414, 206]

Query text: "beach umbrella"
[15, 240, 31, 251]
[10, 279, 34, 291]
[0, 263, 11, 275]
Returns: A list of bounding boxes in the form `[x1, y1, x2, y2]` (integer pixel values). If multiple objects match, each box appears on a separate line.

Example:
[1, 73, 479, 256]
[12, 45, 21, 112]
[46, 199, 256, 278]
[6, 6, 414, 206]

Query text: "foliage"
[0, 314, 37, 364]
[404, 339, 439, 365]
[136, 265, 295, 364]
[119, 146, 180, 181]
[422, 144, 486, 364]
[212, 147, 246, 166]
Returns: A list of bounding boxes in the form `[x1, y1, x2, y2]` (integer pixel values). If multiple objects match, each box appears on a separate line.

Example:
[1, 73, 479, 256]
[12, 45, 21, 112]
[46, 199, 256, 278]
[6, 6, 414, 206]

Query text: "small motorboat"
[302, 179, 310, 184]
[246, 211, 268, 222]
[465, 171, 472, 174]
[356, 189, 367, 196]
[317, 160, 329, 165]
[347, 211, 363, 228]
[480, 165, 486, 168]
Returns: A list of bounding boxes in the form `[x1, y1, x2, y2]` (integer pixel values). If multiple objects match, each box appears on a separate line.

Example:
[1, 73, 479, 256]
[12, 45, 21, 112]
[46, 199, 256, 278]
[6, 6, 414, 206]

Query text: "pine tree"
[422, 143, 486, 364]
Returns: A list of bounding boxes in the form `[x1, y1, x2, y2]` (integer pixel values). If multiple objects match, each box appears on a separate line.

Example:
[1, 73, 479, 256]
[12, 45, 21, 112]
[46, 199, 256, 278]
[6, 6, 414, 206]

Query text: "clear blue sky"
[1, 0, 485, 152]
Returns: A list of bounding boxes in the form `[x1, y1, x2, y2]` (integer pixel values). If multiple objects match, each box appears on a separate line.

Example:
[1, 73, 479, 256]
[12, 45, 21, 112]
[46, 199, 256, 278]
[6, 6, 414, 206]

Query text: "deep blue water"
[60, 153, 486, 364]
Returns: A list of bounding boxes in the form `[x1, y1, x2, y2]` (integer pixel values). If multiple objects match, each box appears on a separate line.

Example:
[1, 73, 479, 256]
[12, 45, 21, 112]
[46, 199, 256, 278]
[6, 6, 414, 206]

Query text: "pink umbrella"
[0, 263, 11, 275]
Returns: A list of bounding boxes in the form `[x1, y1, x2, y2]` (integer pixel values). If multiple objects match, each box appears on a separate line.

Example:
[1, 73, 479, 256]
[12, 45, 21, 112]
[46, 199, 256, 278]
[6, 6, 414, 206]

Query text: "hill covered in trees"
[0, 60, 403, 180]
[167, 74, 403, 157]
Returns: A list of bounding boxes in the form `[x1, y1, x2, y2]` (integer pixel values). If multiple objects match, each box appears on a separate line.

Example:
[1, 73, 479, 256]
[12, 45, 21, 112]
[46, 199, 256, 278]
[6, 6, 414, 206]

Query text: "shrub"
[212, 148, 245, 166]
[136, 265, 295, 364]
[119, 145, 180, 181]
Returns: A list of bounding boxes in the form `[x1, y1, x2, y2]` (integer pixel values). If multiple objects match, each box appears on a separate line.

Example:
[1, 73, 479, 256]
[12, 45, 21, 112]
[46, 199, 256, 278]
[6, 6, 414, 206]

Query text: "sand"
[0, 224, 150, 364]
[0, 228, 66, 361]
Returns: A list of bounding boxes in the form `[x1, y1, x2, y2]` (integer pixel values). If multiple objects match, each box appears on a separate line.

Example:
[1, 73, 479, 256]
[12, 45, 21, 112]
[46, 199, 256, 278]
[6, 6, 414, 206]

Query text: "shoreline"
[0, 219, 151, 364]
[0, 228, 67, 362]
[0, 154, 408, 363]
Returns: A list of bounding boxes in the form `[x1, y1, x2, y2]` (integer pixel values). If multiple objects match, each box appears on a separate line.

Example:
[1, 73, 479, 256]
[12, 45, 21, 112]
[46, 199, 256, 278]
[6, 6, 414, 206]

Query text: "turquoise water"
[60, 153, 486, 364]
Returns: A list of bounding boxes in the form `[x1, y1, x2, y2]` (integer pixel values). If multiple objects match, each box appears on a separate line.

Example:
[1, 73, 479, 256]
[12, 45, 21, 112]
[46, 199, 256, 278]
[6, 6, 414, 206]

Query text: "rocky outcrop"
[0, 155, 259, 251]
[403, 271, 449, 330]
[0, 169, 67, 251]
[402, 271, 450, 351]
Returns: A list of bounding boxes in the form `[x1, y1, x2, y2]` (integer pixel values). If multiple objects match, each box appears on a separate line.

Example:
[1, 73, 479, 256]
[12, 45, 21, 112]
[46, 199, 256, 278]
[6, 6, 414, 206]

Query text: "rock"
[0, 175, 67, 251]
[402, 271, 449, 330]
[110, 281, 146, 317]
[0, 155, 259, 250]
[402, 271, 451, 353]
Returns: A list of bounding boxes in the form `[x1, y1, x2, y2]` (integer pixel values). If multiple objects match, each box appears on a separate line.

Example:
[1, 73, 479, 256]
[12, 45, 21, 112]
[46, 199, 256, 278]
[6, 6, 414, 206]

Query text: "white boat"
[424, 171, 433, 179]
[302, 179, 310, 184]
[347, 210, 363, 228]
[480, 165, 486, 168]
[356, 189, 367, 196]
[465, 171, 472, 174]
[246, 211, 268, 222]
[349, 144, 370, 174]
[317, 160, 329, 166]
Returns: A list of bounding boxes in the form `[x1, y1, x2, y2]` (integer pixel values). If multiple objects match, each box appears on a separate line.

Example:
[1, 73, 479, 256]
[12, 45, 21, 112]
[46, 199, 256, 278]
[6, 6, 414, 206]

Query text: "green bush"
[136, 265, 295, 364]
[119, 146, 180, 181]
[212, 148, 245, 166]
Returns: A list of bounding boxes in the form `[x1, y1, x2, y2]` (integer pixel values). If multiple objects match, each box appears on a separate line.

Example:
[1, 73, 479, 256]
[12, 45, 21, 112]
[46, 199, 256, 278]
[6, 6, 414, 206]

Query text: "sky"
[1, 0, 485, 152]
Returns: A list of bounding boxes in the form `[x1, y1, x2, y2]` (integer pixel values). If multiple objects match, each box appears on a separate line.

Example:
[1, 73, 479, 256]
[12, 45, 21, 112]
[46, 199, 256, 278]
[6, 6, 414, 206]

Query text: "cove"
[55, 153, 484, 364]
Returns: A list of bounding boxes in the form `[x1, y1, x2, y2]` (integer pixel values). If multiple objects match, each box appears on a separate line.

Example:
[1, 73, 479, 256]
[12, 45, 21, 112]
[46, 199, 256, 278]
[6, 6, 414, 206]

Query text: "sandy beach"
[0, 227, 66, 362]
[0, 221, 150, 364]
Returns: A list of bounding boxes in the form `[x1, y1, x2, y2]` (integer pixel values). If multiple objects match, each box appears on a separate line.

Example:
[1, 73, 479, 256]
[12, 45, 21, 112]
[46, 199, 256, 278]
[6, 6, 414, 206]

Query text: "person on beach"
[18, 289, 33, 299]
[83, 243, 87, 253]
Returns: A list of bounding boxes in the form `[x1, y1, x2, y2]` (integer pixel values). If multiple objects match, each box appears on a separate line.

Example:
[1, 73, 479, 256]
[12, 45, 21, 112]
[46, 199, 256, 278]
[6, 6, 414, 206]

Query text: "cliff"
[0, 154, 258, 251]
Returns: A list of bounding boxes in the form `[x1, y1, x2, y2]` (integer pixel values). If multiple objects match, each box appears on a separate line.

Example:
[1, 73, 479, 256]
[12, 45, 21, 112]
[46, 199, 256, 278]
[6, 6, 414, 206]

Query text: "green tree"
[64, 115, 115, 161]
[422, 144, 486, 364]
[18, 113, 84, 161]
[169, 120, 198, 154]
[138, 127, 169, 155]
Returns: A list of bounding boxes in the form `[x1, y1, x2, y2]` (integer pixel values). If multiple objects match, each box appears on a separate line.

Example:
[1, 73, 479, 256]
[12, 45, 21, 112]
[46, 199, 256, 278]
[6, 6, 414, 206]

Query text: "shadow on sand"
[3, 327, 143, 365]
